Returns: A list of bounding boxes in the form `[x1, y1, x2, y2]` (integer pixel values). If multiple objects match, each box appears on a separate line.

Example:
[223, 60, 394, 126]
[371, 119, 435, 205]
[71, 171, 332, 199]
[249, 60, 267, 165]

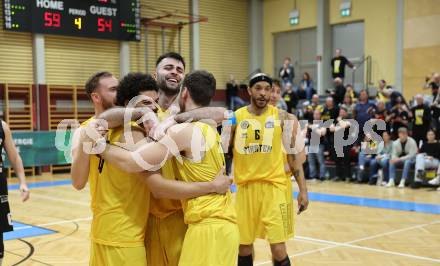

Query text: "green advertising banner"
[2, 131, 73, 168]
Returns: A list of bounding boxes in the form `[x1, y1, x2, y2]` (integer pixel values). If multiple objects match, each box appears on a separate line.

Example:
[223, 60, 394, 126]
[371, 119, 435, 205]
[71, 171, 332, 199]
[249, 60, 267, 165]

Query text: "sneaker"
[437, 186, 440, 191]
[428, 176, 440, 186]
[410, 182, 422, 189]
[381, 181, 388, 186]
[416, 170, 425, 179]
[386, 179, 395, 187]
[398, 179, 405, 188]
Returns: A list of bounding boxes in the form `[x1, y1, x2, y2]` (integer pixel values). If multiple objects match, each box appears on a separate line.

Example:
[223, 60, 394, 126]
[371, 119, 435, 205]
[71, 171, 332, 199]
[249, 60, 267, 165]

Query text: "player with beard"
[229, 73, 309, 266]
[71, 71, 150, 265]
[97, 53, 228, 266]
[87, 70, 238, 266]
[74, 72, 229, 265]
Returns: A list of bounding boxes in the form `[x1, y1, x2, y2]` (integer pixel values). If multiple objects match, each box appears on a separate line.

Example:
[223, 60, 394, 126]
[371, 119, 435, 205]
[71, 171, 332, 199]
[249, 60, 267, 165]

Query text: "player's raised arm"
[100, 123, 193, 173]
[175, 106, 227, 126]
[97, 106, 155, 129]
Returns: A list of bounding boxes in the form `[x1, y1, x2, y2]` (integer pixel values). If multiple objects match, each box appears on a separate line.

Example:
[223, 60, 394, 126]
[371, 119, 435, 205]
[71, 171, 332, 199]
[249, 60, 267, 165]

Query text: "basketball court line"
[292, 191, 440, 214]
[11, 179, 440, 214]
[13, 217, 92, 231]
[8, 179, 440, 264]
[4, 221, 56, 241]
[9, 190, 90, 207]
[8, 179, 72, 190]
[255, 219, 440, 265]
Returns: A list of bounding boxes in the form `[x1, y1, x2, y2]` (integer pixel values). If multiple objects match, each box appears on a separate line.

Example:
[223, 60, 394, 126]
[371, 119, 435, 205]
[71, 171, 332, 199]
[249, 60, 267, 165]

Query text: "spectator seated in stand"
[387, 127, 417, 189]
[412, 129, 440, 189]
[386, 96, 411, 139]
[282, 82, 298, 114]
[357, 133, 379, 184]
[372, 131, 393, 186]
[300, 72, 315, 101]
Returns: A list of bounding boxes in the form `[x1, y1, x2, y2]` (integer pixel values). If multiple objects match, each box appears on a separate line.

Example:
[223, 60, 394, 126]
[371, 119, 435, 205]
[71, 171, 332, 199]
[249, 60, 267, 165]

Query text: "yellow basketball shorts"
[89, 242, 147, 266]
[236, 181, 294, 244]
[178, 219, 239, 266]
[145, 210, 188, 266]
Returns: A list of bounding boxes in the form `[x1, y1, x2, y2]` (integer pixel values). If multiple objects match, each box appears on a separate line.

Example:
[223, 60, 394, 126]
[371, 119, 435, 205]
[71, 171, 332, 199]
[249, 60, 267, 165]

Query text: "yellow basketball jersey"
[149, 107, 183, 219]
[83, 120, 150, 247]
[233, 105, 286, 186]
[175, 122, 236, 224]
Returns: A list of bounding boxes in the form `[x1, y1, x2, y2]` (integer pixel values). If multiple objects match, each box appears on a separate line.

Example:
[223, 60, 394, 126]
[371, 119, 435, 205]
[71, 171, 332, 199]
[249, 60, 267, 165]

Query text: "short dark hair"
[85, 71, 113, 99]
[272, 79, 281, 88]
[116, 72, 157, 106]
[156, 52, 186, 69]
[182, 70, 216, 107]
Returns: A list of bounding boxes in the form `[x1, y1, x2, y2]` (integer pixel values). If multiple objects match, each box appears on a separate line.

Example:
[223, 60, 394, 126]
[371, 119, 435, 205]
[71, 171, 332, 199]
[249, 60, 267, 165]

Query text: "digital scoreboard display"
[2, 0, 141, 41]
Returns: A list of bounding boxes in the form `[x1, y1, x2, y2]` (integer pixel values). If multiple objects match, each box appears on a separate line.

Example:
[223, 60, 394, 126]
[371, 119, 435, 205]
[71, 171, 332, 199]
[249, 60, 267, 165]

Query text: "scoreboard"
[2, 0, 141, 41]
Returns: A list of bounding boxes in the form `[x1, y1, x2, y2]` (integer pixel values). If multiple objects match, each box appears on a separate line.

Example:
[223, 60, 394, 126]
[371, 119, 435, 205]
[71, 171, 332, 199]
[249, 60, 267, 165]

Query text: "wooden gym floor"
[3, 174, 440, 266]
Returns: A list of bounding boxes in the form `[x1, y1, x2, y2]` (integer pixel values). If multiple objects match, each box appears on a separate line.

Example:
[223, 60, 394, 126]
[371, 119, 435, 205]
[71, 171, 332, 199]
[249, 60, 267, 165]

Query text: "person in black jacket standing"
[411, 94, 431, 146]
[331, 48, 355, 81]
[279, 57, 295, 87]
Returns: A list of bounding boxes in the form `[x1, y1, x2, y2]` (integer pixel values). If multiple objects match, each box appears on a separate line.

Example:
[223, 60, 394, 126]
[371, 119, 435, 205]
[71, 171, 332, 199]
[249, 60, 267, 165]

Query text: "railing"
[351, 55, 372, 90]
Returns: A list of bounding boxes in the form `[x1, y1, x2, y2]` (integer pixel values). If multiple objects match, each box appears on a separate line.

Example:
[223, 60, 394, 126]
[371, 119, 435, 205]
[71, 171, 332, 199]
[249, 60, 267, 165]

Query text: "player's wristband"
[225, 111, 236, 125]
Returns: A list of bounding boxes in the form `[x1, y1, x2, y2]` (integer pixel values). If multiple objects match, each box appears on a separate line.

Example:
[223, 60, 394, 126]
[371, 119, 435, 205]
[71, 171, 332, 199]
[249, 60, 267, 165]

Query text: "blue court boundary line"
[231, 184, 440, 215]
[4, 221, 57, 241]
[8, 179, 72, 190]
[9, 179, 440, 215]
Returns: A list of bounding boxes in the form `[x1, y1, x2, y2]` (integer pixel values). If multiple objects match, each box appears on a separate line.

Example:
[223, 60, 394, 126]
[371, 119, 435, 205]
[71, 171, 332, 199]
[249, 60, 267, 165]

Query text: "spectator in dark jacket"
[411, 94, 431, 146]
[279, 57, 295, 87]
[282, 83, 298, 114]
[331, 78, 346, 106]
[300, 72, 315, 100]
[413, 130, 440, 188]
[353, 89, 376, 141]
[331, 48, 355, 80]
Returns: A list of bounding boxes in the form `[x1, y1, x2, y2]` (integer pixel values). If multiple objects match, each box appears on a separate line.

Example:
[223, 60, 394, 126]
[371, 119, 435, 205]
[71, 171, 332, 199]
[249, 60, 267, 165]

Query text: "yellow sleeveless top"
[82, 118, 150, 247]
[149, 107, 183, 219]
[175, 122, 236, 224]
[233, 105, 286, 186]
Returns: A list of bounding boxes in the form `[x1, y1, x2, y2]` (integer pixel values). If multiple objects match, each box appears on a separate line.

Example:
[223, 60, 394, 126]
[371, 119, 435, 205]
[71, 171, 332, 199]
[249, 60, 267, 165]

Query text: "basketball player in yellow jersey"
[93, 70, 239, 266]
[71, 71, 152, 266]
[269, 79, 293, 177]
[230, 73, 309, 266]
[97, 52, 227, 266]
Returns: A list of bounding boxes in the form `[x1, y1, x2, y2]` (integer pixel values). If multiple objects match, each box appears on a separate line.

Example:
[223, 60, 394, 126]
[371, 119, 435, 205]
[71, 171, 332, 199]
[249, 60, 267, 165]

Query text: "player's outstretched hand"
[212, 167, 232, 194]
[19, 183, 30, 202]
[297, 190, 309, 215]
